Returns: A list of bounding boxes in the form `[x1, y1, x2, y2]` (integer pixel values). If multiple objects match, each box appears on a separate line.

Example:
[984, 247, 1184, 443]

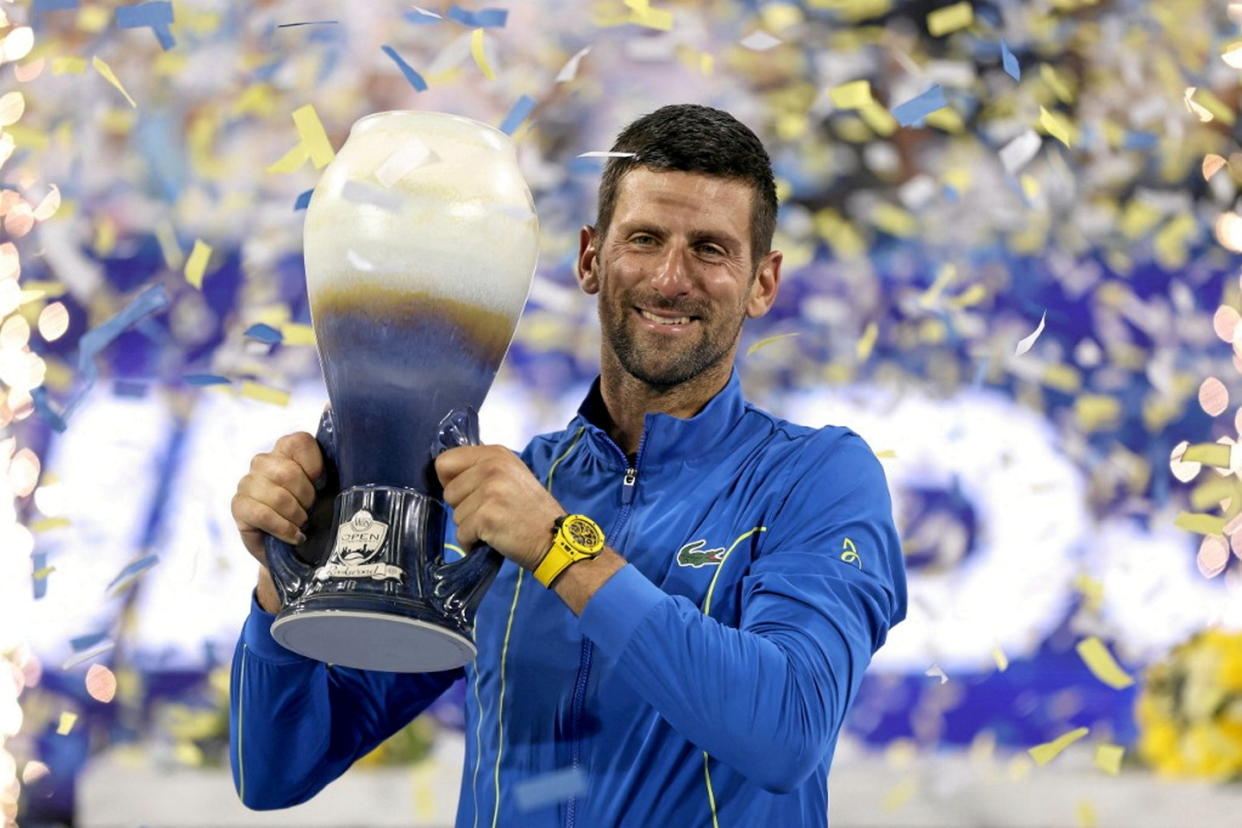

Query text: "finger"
[237, 474, 310, 529]
[232, 493, 306, 546]
[250, 452, 317, 511]
[273, 432, 326, 489]
[434, 445, 483, 488]
[441, 462, 485, 509]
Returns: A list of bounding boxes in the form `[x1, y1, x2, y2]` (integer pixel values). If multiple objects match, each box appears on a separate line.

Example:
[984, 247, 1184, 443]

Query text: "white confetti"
[999, 129, 1041, 175]
[375, 142, 435, 187]
[740, 30, 782, 50]
[576, 151, 638, 158]
[925, 664, 949, 684]
[555, 46, 591, 83]
[1014, 310, 1047, 356]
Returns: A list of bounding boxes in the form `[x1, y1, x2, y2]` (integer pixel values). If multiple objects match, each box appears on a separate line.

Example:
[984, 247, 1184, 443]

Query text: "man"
[229, 103, 907, 826]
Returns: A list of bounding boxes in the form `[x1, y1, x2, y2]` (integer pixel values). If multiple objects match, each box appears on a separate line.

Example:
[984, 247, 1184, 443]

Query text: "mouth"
[633, 306, 700, 332]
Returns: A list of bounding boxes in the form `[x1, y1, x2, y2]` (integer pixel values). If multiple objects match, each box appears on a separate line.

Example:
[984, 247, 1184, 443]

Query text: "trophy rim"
[352, 109, 514, 144]
[270, 608, 478, 672]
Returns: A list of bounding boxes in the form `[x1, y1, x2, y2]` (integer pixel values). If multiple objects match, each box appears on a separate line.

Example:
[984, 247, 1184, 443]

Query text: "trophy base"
[270, 606, 477, 673]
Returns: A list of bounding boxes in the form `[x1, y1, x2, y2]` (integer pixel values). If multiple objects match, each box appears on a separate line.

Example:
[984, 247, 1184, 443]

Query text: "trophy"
[262, 110, 539, 673]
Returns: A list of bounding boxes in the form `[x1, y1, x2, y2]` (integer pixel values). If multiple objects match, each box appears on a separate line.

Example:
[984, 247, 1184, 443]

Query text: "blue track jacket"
[230, 366, 907, 826]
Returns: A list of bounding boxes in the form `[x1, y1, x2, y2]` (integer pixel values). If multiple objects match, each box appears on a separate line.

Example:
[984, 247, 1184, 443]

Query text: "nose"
[650, 243, 693, 300]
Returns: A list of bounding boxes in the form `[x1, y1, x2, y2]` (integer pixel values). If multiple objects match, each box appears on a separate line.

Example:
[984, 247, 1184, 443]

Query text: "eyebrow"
[617, 223, 743, 251]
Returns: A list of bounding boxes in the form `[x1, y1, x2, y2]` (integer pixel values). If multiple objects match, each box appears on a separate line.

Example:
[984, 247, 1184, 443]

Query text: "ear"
[745, 249, 782, 319]
[576, 225, 601, 295]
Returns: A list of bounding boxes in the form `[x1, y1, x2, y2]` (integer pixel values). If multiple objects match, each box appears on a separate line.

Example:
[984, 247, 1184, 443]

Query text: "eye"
[697, 243, 725, 257]
[631, 234, 657, 246]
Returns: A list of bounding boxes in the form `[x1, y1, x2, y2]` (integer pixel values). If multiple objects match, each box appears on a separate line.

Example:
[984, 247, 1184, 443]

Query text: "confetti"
[276, 20, 338, 28]
[1001, 38, 1020, 80]
[1093, 743, 1124, 776]
[106, 554, 159, 592]
[51, 56, 86, 75]
[2, 26, 34, 63]
[1198, 376, 1229, 417]
[86, 664, 117, 703]
[1203, 154, 1228, 180]
[30, 517, 70, 533]
[892, 84, 947, 126]
[576, 151, 638, 159]
[499, 95, 537, 136]
[1197, 534, 1230, 578]
[1038, 106, 1072, 147]
[746, 332, 799, 356]
[244, 323, 282, 344]
[1075, 637, 1134, 689]
[184, 239, 211, 289]
[513, 766, 587, 812]
[1170, 440, 1203, 482]
[405, 6, 443, 23]
[240, 381, 291, 406]
[1214, 212, 1242, 253]
[740, 30, 781, 50]
[1014, 310, 1047, 356]
[999, 129, 1041, 175]
[56, 712, 78, 735]
[1028, 727, 1089, 765]
[555, 46, 591, 83]
[1076, 800, 1097, 828]
[0, 91, 25, 127]
[1175, 511, 1227, 535]
[91, 56, 137, 108]
[1184, 86, 1213, 122]
[625, 0, 673, 30]
[927, 2, 973, 37]
[183, 373, 232, 386]
[1214, 305, 1240, 341]
[925, 664, 948, 684]
[381, 44, 429, 92]
[829, 80, 873, 109]
[32, 566, 56, 579]
[375, 142, 434, 187]
[116, 1, 176, 50]
[21, 761, 50, 784]
[280, 323, 315, 346]
[267, 142, 309, 175]
[446, 5, 508, 28]
[470, 29, 497, 80]
[1182, 442, 1231, 467]
[341, 180, 402, 212]
[292, 104, 335, 169]
[857, 321, 878, 360]
[992, 646, 1008, 672]
[62, 641, 114, 670]
[294, 189, 313, 210]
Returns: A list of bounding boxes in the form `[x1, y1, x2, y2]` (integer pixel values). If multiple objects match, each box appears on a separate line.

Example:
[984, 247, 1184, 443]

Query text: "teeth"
[639, 309, 692, 325]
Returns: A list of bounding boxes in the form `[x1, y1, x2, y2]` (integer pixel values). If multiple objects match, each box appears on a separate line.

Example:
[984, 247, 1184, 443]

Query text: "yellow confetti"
[1040, 64, 1075, 104]
[184, 239, 212, 289]
[1190, 87, 1236, 126]
[29, 517, 70, 533]
[626, 0, 674, 30]
[857, 321, 878, 360]
[875, 448, 896, 458]
[1181, 442, 1231, 467]
[51, 56, 86, 75]
[859, 102, 898, 136]
[1093, 743, 1124, 776]
[470, 29, 497, 80]
[1037, 106, 1072, 147]
[1075, 637, 1134, 689]
[292, 105, 335, 169]
[1073, 574, 1103, 611]
[32, 565, 55, 580]
[280, 322, 316, 346]
[927, 2, 973, 36]
[1174, 511, 1227, 535]
[266, 142, 309, 174]
[830, 80, 873, 109]
[155, 220, 184, 270]
[947, 283, 987, 308]
[57, 711, 78, 735]
[872, 203, 918, 237]
[1076, 800, 1097, 828]
[93, 216, 117, 256]
[746, 332, 799, 357]
[1028, 727, 1089, 766]
[91, 56, 137, 108]
[240, 381, 291, 407]
[992, 646, 1008, 672]
[881, 777, 917, 812]
[1074, 395, 1121, 431]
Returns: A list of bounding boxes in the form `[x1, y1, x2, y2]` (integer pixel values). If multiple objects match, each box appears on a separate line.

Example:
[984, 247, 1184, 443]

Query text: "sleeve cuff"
[578, 564, 668, 654]
[241, 588, 313, 664]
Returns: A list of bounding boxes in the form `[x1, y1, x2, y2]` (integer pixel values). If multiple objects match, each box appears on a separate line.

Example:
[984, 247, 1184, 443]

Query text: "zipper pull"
[621, 467, 637, 505]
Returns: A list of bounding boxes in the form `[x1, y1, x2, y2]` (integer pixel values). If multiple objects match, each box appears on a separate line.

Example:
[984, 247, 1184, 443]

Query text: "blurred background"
[2, 0, 1242, 825]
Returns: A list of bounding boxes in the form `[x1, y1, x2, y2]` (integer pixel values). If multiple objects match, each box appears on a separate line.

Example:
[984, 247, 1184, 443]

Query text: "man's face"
[579, 168, 772, 390]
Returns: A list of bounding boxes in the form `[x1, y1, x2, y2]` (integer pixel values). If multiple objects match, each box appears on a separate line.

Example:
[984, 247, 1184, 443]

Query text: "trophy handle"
[264, 404, 341, 608]
[429, 406, 505, 619]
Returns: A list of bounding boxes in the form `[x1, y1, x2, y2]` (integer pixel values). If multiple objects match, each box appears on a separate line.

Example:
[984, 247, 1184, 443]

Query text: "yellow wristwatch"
[533, 514, 605, 588]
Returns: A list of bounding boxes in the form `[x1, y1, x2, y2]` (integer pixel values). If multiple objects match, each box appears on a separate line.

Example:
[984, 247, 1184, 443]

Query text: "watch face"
[564, 516, 602, 551]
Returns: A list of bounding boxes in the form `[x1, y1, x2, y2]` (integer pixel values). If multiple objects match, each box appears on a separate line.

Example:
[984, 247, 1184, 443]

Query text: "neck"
[597, 350, 734, 457]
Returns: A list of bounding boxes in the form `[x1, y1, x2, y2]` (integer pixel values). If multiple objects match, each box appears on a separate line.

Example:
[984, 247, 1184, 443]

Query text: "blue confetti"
[30, 387, 67, 433]
[971, 354, 991, 390]
[381, 45, 428, 92]
[445, 5, 508, 28]
[499, 95, 537, 136]
[183, 373, 233, 386]
[116, 1, 176, 50]
[1001, 39, 1020, 81]
[404, 8, 443, 24]
[244, 323, 283, 344]
[71, 632, 110, 652]
[892, 84, 947, 127]
[276, 20, 339, 28]
[32, 0, 79, 16]
[1123, 131, 1158, 150]
[107, 554, 159, 591]
[294, 189, 313, 211]
[68, 283, 169, 419]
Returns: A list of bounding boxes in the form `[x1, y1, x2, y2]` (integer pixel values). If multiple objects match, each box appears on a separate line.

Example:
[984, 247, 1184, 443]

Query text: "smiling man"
[229, 104, 907, 826]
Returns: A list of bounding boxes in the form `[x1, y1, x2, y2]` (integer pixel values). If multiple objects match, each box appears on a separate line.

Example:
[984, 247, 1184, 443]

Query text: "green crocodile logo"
[676, 538, 727, 568]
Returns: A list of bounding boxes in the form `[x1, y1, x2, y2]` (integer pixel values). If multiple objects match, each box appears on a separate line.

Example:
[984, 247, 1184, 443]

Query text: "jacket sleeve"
[578, 430, 907, 794]
[228, 590, 463, 809]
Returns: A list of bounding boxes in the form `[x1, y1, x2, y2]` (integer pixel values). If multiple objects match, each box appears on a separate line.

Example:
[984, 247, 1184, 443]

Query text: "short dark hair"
[595, 104, 778, 270]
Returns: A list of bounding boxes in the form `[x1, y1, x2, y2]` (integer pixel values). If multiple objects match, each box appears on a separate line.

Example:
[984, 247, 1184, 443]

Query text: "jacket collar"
[569, 365, 748, 470]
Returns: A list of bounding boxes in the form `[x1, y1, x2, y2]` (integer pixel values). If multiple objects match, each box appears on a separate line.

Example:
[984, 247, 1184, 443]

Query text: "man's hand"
[434, 445, 565, 572]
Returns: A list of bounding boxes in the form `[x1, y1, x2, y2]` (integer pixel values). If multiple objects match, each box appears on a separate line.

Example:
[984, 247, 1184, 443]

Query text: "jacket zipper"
[566, 432, 644, 828]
